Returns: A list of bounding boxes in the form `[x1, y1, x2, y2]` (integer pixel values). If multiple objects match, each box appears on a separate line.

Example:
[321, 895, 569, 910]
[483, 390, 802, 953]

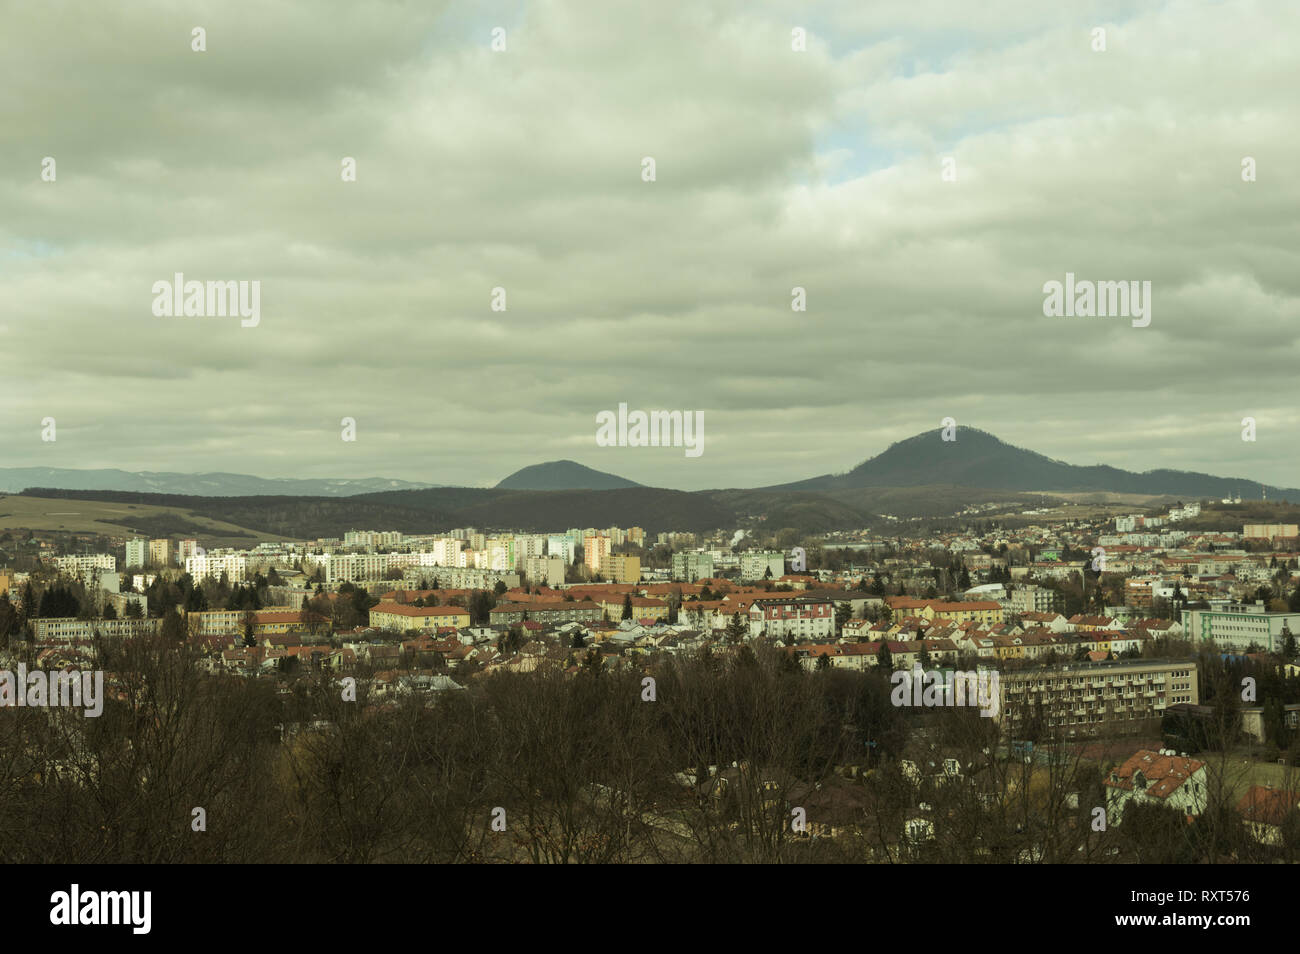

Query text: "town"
[2, 495, 1298, 863]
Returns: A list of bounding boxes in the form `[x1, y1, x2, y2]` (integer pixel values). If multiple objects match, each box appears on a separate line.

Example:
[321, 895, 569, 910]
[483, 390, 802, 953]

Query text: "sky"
[2, 0, 1297, 492]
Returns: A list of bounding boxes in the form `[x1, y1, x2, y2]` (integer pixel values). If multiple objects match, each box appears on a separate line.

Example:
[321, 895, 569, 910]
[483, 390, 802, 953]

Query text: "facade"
[148, 539, 171, 567]
[1180, 603, 1300, 653]
[521, 555, 565, 588]
[489, 600, 602, 626]
[1244, 524, 1299, 540]
[186, 551, 248, 583]
[125, 538, 147, 568]
[547, 535, 576, 564]
[739, 551, 786, 582]
[583, 535, 611, 574]
[747, 597, 835, 641]
[671, 551, 714, 582]
[1009, 585, 1059, 614]
[1000, 658, 1198, 735]
[369, 603, 471, 632]
[1103, 749, 1208, 825]
[53, 554, 116, 578]
[601, 553, 641, 584]
[33, 616, 159, 642]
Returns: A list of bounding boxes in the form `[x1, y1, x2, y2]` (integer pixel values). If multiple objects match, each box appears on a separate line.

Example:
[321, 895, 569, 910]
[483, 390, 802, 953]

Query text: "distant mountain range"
[7, 429, 1295, 541]
[495, 460, 643, 491]
[770, 427, 1299, 499]
[0, 468, 437, 497]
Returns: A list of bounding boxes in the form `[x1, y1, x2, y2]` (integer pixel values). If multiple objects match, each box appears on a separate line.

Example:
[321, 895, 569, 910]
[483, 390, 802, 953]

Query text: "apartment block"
[33, 616, 159, 642]
[1000, 658, 1199, 736]
[1180, 602, 1300, 653]
[1009, 585, 1060, 614]
[601, 553, 642, 584]
[747, 597, 835, 641]
[125, 538, 147, 568]
[583, 535, 611, 575]
[671, 551, 714, 582]
[739, 551, 787, 582]
[370, 603, 471, 632]
[522, 555, 565, 588]
[148, 539, 171, 567]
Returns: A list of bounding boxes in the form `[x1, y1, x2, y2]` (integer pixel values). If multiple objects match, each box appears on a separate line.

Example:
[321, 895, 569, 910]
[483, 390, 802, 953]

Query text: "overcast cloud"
[2, 0, 1297, 491]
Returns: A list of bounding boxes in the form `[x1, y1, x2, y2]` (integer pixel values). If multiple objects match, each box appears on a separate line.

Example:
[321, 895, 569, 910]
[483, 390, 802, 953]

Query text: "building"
[186, 551, 248, 583]
[53, 554, 116, 579]
[522, 555, 565, 588]
[1180, 602, 1300, 653]
[886, 597, 1003, 627]
[369, 603, 472, 632]
[1009, 585, 1060, 614]
[1103, 749, 1208, 825]
[747, 597, 835, 641]
[671, 551, 714, 582]
[1000, 658, 1199, 736]
[148, 539, 171, 567]
[601, 553, 641, 584]
[489, 600, 602, 626]
[176, 539, 201, 564]
[1244, 524, 1299, 540]
[583, 535, 611, 575]
[125, 538, 147, 568]
[32, 616, 159, 642]
[547, 535, 576, 564]
[739, 551, 786, 583]
[1237, 785, 1300, 846]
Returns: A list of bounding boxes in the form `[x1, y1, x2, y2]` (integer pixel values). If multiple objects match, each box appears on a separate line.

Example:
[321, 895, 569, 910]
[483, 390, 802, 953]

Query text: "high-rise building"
[601, 553, 641, 584]
[584, 534, 611, 575]
[148, 538, 171, 567]
[125, 538, 147, 568]
[671, 551, 714, 582]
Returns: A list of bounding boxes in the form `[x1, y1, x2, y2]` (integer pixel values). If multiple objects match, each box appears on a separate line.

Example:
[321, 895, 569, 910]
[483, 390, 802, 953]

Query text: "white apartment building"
[739, 551, 786, 582]
[1181, 602, 1300, 653]
[547, 535, 576, 564]
[186, 551, 248, 583]
[54, 554, 116, 578]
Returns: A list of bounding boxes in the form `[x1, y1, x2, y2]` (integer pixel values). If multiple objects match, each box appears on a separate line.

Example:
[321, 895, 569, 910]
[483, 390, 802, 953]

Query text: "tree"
[834, 601, 852, 632]
[622, 594, 633, 621]
[102, 602, 118, 620]
[242, 611, 257, 648]
[725, 612, 748, 644]
[877, 641, 893, 670]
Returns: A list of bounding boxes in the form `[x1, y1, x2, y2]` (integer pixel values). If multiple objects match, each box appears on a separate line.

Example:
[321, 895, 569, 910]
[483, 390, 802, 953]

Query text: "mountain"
[775, 427, 1299, 499]
[495, 460, 642, 491]
[0, 467, 436, 497]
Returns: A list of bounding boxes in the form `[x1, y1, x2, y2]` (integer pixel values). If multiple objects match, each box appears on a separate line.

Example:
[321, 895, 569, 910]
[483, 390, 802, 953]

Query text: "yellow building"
[369, 602, 471, 632]
[601, 553, 641, 584]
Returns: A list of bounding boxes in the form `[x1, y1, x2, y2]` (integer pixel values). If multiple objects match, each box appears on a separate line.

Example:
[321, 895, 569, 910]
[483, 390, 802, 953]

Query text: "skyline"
[3, 422, 1296, 497]
[4, 0, 1298, 491]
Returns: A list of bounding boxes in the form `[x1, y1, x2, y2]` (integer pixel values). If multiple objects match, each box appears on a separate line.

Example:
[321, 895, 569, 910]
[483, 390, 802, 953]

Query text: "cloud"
[2, 0, 1296, 491]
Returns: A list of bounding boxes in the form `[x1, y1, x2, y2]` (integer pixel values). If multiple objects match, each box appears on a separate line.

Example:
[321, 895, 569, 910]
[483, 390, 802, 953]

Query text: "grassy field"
[0, 494, 290, 545]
